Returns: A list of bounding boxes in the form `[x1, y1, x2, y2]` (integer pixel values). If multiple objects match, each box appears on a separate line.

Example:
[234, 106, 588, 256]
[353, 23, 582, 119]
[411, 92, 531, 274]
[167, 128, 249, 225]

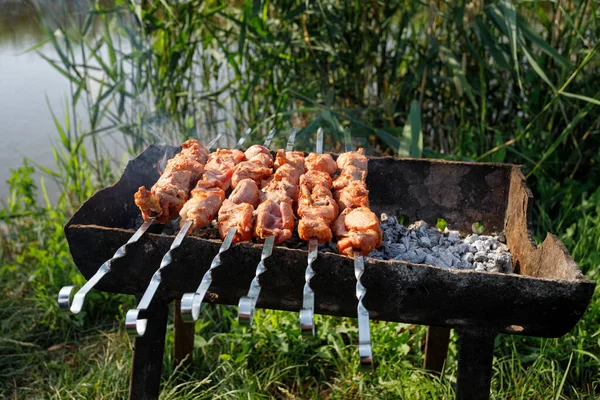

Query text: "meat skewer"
[332, 128, 379, 369]
[179, 129, 278, 323]
[299, 127, 339, 337]
[125, 129, 254, 336]
[237, 128, 300, 326]
[57, 133, 226, 314]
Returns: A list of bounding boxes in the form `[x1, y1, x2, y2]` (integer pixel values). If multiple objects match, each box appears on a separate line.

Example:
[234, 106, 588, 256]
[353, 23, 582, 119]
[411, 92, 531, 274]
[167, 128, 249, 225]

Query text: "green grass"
[2, 0, 600, 398]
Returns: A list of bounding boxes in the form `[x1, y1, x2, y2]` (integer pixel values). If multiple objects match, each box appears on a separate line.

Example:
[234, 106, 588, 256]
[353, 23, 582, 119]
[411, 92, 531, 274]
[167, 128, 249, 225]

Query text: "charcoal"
[367, 216, 513, 274]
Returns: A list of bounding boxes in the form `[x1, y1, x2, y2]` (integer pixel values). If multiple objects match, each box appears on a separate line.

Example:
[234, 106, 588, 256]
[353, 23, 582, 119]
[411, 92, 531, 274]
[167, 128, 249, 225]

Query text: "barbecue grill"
[61, 141, 595, 400]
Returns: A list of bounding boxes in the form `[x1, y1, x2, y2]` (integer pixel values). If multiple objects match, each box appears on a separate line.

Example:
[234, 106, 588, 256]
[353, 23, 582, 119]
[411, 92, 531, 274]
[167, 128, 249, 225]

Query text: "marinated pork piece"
[298, 218, 333, 243]
[297, 185, 338, 224]
[332, 207, 382, 257]
[231, 161, 273, 189]
[272, 163, 305, 184]
[274, 150, 306, 173]
[218, 200, 255, 242]
[202, 149, 245, 191]
[334, 180, 370, 211]
[179, 184, 225, 230]
[228, 178, 260, 207]
[244, 145, 274, 167]
[231, 145, 275, 189]
[305, 153, 337, 176]
[299, 170, 333, 191]
[261, 178, 298, 205]
[135, 139, 208, 223]
[254, 199, 295, 244]
[335, 148, 367, 171]
[332, 165, 367, 191]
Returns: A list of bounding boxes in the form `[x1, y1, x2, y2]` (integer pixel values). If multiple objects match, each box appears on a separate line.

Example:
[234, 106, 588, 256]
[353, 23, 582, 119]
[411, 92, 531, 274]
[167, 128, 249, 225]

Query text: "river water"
[0, 0, 127, 202]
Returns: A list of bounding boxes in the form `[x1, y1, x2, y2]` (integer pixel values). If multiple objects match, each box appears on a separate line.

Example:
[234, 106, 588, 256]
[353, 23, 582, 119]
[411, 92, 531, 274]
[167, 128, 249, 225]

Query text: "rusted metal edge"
[505, 167, 589, 282]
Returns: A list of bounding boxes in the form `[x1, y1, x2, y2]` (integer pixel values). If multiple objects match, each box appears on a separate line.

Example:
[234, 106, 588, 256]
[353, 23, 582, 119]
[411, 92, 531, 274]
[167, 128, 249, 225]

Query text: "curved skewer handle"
[354, 251, 373, 369]
[125, 220, 192, 336]
[238, 235, 275, 326]
[299, 238, 318, 336]
[57, 218, 155, 314]
[180, 227, 236, 322]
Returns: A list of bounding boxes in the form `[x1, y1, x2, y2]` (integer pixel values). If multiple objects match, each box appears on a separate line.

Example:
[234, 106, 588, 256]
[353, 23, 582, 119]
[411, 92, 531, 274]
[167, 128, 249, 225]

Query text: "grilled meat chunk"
[274, 150, 306, 174]
[332, 207, 382, 257]
[179, 183, 225, 230]
[334, 180, 370, 212]
[335, 148, 367, 171]
[298, 218, 332, 243]
[297, 184, 339, 225]
[228, 178, 260, 208]
[244, 145, 273, 167]
[202, 149, 245, 191]
[261, 178, 298, 205]
[254, 199, 295, 244]
[218, 199, 255, 242]
[305, 153, 337, 176]
[231, 161, 272, 189]
[332, 165, 367, 191]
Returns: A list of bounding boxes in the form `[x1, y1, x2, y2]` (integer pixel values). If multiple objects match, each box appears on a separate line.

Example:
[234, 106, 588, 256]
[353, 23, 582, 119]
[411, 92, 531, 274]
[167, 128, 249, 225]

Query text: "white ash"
[367, 216, 513, 273]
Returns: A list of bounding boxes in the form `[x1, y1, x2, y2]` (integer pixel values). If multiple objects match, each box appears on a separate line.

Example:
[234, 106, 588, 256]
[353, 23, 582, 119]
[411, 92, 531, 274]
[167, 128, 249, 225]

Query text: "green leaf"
[405, 100, 423, 158]
[521, 45, 556, 91]
[560, 92, 600, 106]
[498, 1, 523, 90]
[439, 46, 477, 108]
[517, 17, 572, 69]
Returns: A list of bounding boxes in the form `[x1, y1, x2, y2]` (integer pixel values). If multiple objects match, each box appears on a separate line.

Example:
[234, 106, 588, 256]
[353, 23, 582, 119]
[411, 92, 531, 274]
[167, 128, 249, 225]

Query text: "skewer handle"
[263, 128, 277, 148]
[207, 131, 225, 150]
[57, 218, 155, 314]
[180, 227, 236, 322]
[285, 128, 297, 152]
[300, 239, 318, 337]
[354, 251, 373, 370]
[235, 128, 252, 149]
[126, 220, 192, 336]
[238, 235, 275, 326]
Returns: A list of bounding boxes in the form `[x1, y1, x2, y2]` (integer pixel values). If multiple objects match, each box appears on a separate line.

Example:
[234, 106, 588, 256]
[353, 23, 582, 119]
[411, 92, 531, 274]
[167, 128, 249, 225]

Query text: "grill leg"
[129, 300, 169, 400]
[173, 299, 195, 368]
[456, 328, 497, 400]
[423, 326, 451, 374]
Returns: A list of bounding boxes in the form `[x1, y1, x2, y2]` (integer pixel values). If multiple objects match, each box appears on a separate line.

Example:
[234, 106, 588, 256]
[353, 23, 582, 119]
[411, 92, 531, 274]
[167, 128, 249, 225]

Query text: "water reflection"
[0, 0, 125, 201]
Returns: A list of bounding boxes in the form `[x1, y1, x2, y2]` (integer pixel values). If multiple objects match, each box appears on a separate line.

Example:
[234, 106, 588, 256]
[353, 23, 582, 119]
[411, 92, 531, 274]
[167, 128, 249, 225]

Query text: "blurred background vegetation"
[1, 0, 599, 398]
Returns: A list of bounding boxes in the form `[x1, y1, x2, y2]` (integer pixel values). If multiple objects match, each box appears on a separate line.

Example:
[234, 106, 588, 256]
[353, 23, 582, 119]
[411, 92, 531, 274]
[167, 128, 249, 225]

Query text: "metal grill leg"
[456, 328, 497, 400]
[423, 326, 451, 374]
[129, 300, 169, 400]
[173, 299, 195, 368]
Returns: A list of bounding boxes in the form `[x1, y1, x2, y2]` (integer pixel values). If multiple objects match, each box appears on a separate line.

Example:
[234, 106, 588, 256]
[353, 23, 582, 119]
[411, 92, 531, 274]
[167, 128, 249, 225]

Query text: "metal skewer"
[179, 129, 279, 323]
[238, 128, 297, 326]
[343, 128, 373, 369]
[299, 127, 324, 337]
[354, 251, 373, 369]
[125, 128, 253, 336]
[57, 132, 227, 314]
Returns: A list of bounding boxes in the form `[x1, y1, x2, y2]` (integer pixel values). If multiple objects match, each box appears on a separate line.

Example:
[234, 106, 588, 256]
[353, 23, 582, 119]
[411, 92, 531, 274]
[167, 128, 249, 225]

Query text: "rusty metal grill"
[61, 141, 595, 400]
